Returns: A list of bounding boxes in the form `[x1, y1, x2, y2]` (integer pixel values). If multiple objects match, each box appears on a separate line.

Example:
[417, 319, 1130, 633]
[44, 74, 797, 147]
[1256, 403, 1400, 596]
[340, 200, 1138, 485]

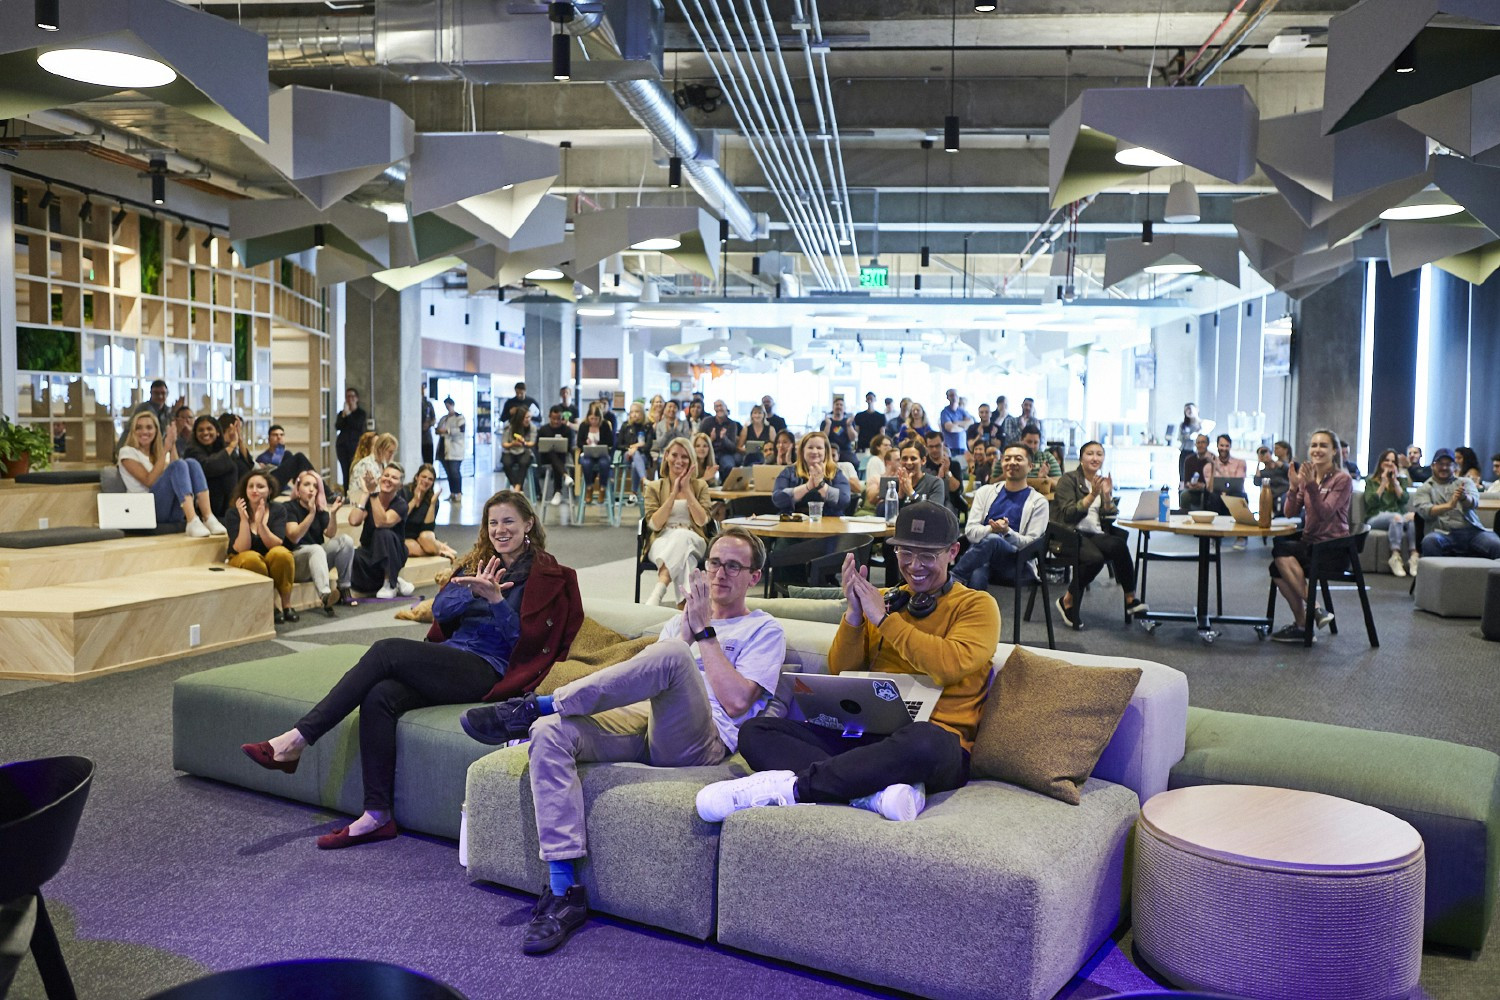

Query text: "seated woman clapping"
[641, 437, 712, 607]
[223, 470, 297, 624]
[117, 411, 226, 538]
[404, 464, 459, 560]
[348, 462, 412, 599]
[180, 415, 252, 518]
[773, 431, 851, 514]
[286, 470, 358, 616]
[240, 489, 583, 850]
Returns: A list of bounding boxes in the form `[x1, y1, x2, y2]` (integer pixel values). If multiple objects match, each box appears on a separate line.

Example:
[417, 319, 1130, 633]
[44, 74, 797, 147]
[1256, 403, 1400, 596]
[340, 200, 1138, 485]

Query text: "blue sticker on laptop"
[871, 679, 900, 702]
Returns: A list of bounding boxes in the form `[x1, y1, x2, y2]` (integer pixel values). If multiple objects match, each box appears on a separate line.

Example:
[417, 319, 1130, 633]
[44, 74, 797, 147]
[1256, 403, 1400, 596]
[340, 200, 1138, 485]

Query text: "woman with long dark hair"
[1271, 428, 1352, 643]
[404, 463, 458, 560]
[223, 469, 296, 623]
[242, 489, 583, 849]
[1364, 448, 1416, 577]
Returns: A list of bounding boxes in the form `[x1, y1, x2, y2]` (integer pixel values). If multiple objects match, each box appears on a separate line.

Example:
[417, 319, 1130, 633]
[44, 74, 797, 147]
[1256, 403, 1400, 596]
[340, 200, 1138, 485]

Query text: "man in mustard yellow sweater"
[696, 501, 1001, 822]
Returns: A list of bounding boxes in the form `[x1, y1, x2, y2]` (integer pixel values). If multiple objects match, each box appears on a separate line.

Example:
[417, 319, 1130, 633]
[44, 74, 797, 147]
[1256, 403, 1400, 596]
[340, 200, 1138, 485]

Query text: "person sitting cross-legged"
[951, 443, 1050, 593]
[695, 501, 999, 825]
[461, 527, 787, 956]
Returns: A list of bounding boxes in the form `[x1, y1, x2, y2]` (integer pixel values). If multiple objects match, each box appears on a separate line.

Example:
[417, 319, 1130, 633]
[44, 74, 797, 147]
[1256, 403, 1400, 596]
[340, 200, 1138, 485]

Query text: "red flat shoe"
[316, 819, 398, 850]
[241, 741, 299, 775]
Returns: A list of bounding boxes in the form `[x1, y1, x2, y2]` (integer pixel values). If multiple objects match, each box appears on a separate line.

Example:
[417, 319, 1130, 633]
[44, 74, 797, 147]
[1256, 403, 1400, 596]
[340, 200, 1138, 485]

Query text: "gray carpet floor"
[3, 511, 1497, 999]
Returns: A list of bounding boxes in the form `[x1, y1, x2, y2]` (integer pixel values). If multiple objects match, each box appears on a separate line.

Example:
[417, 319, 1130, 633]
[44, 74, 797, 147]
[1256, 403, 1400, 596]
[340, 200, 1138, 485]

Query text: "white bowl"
[1188, 510, 1218, 524]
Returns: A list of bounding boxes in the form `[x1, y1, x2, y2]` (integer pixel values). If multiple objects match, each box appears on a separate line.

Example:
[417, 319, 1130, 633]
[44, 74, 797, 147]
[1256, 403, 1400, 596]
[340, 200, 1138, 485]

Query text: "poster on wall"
[1263, 317, 1292, 377]
[1133, 350, 1156, 391]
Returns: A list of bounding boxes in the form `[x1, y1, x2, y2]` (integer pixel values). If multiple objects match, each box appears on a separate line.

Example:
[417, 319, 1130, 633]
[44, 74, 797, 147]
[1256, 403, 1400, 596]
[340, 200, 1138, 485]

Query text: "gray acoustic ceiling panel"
[1102, 234, 1241, 288]
[1258, 111, 1429, 208]
[1385, 217, 1497, 276]
[1395, 78, 1500, 157]
[407, 132, 560, 246]
[228, 199, 390, 269]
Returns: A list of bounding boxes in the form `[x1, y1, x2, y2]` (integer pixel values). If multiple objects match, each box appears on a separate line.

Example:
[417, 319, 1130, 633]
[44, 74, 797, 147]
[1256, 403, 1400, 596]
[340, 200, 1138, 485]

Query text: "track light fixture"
[148, 155, 167, 205]
[1141, 219, 1154, 245]
[111, 207, 129, 230]
[313, 224, 326, 249]
[35, 0, 60, 31]
[201, 233, 214, 249]
[1394, 41, 1416, 75]
[38, 188, 56, 211]
[175, 223, 189, 242]
[78, 199, 93, 223]
[549, 3, 574, 81]
[668, 155, 682, 188]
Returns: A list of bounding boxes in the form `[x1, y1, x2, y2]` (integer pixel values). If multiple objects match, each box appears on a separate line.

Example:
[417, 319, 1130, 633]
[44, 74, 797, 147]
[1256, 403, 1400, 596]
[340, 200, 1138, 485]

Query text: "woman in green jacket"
[1365, 448, 1417, 576]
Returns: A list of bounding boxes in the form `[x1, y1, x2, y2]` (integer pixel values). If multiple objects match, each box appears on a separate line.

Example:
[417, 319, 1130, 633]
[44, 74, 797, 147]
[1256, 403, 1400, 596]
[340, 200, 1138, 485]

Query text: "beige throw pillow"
[969, 647, 1141, 805]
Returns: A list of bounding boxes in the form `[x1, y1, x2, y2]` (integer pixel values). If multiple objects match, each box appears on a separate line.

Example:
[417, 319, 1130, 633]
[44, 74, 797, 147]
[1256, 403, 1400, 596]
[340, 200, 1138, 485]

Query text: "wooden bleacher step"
[0, 481, 103, 533]
[0, 533, 226, 589]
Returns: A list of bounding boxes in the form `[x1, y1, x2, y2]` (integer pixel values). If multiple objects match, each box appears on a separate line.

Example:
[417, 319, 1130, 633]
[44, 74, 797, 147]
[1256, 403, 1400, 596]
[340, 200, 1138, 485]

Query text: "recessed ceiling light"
[576, 304, 615, 317]
[37, 48, 178, 88]
[1114, 140, 1181, 169]
[525, 267, 565, 280]
[630, 237, 682, 251]
[1143, 262, 1202, 275]
[1379, 203, 1464, 221]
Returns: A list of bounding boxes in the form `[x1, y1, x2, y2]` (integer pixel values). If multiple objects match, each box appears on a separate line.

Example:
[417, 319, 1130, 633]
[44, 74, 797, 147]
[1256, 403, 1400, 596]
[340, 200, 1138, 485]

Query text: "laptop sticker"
[872, 679, 900, 702]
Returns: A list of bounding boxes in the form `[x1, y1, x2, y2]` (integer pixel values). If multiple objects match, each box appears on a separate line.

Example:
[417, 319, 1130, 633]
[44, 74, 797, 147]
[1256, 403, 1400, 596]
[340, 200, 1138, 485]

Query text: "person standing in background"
[993, 396, 1022, 450]
[437, 397, 467, 505]
[420, 382, 436, 466]
[760, 395, 788, 435]
[853, 392, 887, 454]
[335, 387, 367, 489]
[938, 388, 972, 460]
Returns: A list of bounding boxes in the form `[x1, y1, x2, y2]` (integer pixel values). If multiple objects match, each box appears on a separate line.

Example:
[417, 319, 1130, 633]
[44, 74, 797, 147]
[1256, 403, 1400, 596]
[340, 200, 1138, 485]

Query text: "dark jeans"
[541, 452, 570, 494]
[1071, 530, 1136, 606]
[266, 452, 316, 493]
[351, 527, 407, 590]
[421, 431, 434, 465]
[295, 637, 497, 812]
[737, 717, 969, 803]
[502, 451, 533, 488]
[441, 458, 464, 494]
[952, 532, 1026, 590]
[580, 452, 611, 488]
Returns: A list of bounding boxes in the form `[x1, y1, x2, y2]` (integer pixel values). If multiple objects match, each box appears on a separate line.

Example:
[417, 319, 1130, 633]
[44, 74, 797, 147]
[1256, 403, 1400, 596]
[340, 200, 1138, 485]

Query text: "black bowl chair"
[1267, 524, 1378, 648]
[763, 534, 873, 597]
[145, 958, 468, 1000]
[0, 755, 95, 1000]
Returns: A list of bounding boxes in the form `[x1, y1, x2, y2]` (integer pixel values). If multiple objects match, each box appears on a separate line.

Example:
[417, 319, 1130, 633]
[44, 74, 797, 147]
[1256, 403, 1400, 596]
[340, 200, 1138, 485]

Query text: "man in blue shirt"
[952, 443, 1051, 591]
[938, 388, 972, 457]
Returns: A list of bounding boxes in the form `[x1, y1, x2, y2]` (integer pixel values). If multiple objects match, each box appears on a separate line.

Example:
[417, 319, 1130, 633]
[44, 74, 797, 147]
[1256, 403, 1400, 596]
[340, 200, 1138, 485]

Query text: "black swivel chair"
[633, 519, 716, 603]
[996, 534, 1055, 649]
[0, 755, 95, 1000]
[727, 495, 780, 518]
[763, 534, 873, 597]
[1266, 524, 1379, 648]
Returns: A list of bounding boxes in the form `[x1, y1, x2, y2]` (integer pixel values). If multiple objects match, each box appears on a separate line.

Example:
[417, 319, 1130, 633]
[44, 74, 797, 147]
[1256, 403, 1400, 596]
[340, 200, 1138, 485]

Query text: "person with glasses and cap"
[696, 501, 1000, 825]
[458, 526, 787, 956]
[1413, 447, 1500, 560]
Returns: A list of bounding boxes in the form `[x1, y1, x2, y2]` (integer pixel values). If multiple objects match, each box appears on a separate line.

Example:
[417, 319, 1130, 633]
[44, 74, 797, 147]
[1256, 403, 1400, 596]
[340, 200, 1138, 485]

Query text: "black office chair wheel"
[1254, 625, 1271, 640]
[1139, 619, 1160, 635]
[1199, 629, 1219, 644]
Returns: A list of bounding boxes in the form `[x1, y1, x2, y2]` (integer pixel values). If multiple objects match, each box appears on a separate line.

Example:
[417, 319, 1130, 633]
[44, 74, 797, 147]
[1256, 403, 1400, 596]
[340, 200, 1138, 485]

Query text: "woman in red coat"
[241, 489, 583, 848]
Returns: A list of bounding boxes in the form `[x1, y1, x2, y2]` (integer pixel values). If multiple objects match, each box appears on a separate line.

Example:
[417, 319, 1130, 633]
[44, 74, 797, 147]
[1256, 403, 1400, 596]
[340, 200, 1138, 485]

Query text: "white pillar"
[0, 172, 17, 418]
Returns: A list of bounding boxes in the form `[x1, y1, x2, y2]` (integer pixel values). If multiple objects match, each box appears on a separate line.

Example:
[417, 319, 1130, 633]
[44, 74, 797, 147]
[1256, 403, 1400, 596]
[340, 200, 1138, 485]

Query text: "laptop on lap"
[784, 671, 941, 737]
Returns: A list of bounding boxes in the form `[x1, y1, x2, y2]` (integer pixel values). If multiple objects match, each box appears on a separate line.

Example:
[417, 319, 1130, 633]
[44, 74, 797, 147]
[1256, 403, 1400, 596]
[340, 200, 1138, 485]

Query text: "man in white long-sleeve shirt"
[952, 443, 1050, 591]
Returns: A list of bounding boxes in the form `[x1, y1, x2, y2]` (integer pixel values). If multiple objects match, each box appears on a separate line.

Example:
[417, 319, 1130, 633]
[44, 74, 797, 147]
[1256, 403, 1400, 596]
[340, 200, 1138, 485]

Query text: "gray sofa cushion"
[13, 469, 103, 484]
[99, 466, 127, 493]
[715, 778, 1140, 1000]
[464, 747, 750, 939]
[1414, 557, 1499, 617]
[0, 526, 123, 548]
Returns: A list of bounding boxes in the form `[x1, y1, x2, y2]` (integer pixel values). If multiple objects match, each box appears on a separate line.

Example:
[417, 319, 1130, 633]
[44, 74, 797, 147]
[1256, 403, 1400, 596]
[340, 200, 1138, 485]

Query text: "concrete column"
[1150, 319, 1196, 444]
[0, 172, 16, 419]
[342, 285, 423, 472]
[524, 304, 575, 415]
[1293, 267, 1364, 451]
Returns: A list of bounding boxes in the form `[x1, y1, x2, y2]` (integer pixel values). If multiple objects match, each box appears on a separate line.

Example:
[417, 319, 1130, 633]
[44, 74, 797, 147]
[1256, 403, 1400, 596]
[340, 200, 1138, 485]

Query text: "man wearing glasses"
[459, 527, 786, 955]
[696, 501, 999, 824]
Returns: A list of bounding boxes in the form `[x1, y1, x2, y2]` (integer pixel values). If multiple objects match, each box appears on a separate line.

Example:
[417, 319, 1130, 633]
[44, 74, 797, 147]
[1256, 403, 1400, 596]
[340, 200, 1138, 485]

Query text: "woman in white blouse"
[116, 411, 225, 537]
[640, 437, 712, 606]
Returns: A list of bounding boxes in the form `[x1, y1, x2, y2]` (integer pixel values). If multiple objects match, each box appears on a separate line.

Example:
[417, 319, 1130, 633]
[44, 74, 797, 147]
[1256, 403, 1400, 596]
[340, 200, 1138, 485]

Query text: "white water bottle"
[884, 480, 899, 524]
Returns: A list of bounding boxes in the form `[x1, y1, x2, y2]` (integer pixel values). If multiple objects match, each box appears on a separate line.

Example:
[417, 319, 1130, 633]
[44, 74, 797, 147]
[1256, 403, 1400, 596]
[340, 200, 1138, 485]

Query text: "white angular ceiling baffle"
[1322, 0, 1500, 135]
[407, 133, 560, 245]
[572, 207, 721, 281]
[1258, 111, 1430, 213]
[1103, 234, 1242, 288]
[1385, 218, 1498, 276]
[1396, 78, 1500, 157]
[0, 0, 269, 140]
[1048, 86, 1259, 208]
[240, 87, 415, 211]
[1233, 194, 1341, 259]
[1432, 155, 1500, 235]
[372, 256, 470, 292]
[1430, 241, 1500, 285]
[229, 199, 390, 269]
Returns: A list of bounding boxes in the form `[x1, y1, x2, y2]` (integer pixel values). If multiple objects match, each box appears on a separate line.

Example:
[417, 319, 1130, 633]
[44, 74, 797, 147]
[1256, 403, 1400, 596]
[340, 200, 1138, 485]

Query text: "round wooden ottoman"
[1133, 785, 1424, 1000]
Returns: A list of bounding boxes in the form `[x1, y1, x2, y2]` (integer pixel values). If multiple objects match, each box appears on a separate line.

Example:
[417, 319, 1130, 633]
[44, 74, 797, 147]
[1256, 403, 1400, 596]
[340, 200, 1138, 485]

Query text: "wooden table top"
[1118, 516, 1299, 539]
[1140, 785, 1423, 871]
[723, 515, 895, 539]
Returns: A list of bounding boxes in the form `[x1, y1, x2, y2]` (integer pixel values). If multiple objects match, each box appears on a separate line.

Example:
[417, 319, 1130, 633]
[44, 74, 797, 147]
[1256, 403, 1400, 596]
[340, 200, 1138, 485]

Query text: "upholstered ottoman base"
[715, 778, 1139, 1000]
[1414, 557, 1500, 617]
[172, 645, 496, 839]
[464, 748, 751, 939]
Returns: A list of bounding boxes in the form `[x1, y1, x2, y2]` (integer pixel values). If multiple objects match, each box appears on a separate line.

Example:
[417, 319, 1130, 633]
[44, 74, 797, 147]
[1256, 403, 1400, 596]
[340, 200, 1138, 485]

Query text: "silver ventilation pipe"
[251, 15, 376, 68]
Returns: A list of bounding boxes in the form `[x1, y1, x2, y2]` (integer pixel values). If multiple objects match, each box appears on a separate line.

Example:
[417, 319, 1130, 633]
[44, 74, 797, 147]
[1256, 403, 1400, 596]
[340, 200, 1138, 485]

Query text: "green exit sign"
[858, 265, 889, 288]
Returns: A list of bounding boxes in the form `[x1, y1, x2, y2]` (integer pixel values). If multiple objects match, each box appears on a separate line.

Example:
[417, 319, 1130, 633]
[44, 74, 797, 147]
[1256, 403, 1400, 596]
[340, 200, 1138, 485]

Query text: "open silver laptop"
[1221, 494, 1262, 526]
[97, 494, 157, 530]
[536, 436, 570, 454]
[785, 671, 941, 737]
[752, 463, 787, 491]
[720, 466, 754, 491]
[1130, 490, 1163, 521]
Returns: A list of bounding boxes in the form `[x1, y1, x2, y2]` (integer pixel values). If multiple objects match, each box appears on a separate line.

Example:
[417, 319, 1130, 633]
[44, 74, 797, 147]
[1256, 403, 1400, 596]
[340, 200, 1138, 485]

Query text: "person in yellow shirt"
[696, 501, 1000, 823]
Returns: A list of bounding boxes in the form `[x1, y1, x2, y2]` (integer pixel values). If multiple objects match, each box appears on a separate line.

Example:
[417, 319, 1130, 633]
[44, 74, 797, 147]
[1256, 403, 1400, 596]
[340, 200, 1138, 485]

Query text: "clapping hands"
[683, 569, 712, 635]
[840, 552, 885, 627]
[451, 556, 513, 604]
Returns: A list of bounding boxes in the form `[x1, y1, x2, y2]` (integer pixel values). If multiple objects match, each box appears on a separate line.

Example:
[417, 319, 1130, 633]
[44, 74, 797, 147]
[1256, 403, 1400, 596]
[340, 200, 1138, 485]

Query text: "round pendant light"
[630, 237, 682, 251]
[38, 48, 178, 88]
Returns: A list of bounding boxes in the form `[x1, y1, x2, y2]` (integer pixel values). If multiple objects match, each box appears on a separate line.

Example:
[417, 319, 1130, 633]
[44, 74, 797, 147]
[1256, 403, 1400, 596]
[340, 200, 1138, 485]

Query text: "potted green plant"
[0, 415, 54, 477]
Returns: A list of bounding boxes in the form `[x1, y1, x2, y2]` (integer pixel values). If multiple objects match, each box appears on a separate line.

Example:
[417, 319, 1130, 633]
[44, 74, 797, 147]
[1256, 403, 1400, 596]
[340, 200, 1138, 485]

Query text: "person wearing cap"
[951, 442, 1051, 594]
[1413, 448, 1500, 560]
[695, 501, 1000, 825]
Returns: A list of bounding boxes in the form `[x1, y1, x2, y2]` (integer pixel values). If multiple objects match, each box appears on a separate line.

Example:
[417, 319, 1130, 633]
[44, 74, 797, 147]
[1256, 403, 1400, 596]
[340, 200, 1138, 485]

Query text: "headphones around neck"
[884, 574, 955, 619]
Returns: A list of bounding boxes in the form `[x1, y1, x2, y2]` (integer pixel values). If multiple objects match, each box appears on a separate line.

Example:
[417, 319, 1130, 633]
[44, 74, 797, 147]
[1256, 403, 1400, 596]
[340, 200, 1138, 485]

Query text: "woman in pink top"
[1270, 428, 1352, 643]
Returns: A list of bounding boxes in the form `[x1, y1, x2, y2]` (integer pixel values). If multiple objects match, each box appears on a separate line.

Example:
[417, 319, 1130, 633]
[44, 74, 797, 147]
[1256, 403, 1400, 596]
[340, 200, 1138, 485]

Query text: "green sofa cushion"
[1170, 706, 1500, 953]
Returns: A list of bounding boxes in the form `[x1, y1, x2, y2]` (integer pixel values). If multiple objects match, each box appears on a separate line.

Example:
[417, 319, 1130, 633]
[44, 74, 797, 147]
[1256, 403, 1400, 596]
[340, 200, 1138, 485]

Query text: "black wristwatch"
[692, 625, 718, 643]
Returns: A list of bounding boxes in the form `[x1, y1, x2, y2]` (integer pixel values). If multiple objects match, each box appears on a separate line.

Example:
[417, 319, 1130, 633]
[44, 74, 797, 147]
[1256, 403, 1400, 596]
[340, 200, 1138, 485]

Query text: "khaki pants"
[528, 639, 729, 860]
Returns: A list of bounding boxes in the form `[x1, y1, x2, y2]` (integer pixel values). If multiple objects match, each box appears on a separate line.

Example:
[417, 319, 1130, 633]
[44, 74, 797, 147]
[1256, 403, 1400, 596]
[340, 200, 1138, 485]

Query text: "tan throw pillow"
[969, 647, 1142, 805]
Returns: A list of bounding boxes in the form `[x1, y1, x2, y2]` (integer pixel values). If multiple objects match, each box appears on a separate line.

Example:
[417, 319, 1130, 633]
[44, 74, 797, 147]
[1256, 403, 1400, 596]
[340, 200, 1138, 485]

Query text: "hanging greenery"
[17, 326, 81, 372]
[140, 218, 163, 296]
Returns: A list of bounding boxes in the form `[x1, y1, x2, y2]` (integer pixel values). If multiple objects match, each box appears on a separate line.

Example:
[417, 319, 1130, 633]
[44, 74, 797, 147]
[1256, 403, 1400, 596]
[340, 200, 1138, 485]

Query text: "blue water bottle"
[1158, 485, 1170, 522]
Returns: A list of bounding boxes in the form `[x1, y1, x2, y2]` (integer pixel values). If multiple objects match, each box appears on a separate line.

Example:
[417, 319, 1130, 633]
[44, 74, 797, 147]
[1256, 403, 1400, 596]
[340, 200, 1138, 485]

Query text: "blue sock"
[548, 859, 576, 896]
[534, 695, 555, 715]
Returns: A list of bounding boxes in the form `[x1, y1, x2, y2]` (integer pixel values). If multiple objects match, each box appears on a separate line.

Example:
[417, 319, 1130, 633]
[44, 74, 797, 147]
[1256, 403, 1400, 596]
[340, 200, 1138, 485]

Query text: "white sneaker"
[646, 580, 668, 606]
[376, 584, 398, 599]
[550, 492, 563, 506]
[186, 518, 211, 538]
[396, 577, 415, 597]
[1232, 538, 1247, 551]
[203, 515, 228, 536]
[1388, 553, 1407, 577]
[1408, 552, 1420, 576]
[563, 475, 574, 488]
[850, 782, 926, 821]
[696, 770, 798, 822]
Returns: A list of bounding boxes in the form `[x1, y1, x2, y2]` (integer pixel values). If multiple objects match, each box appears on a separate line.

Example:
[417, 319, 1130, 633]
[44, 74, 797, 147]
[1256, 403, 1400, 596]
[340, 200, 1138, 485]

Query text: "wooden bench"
[0, 533, 226, 589]
[0, 481, 103, 533]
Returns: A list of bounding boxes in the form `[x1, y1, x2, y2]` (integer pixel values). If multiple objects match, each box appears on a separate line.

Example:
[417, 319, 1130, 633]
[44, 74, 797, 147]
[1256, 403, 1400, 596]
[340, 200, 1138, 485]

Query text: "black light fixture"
[751, 255, 761, 276]
[719, 217, 729, 242]
[944, 0, 960, 152]
[1141, 219, 1154, 245]
[914, 274, 923, 291]
[35, 0, 60, 31]
[920, 138, 932, 266]
[175, 223, 189, 242]
[312, 224, 326, 249]
[149, 155, 167, 205]
[38, 188, 56, 211]
[78, 199, 93, 224]
[549, 3, 574, 81]
[1394, 41, 1416, 74]
[974, 0, 996, 9]
[668, 155, 682, 188]
[111, 206, 129, 230]
[201, 232, 214, 249]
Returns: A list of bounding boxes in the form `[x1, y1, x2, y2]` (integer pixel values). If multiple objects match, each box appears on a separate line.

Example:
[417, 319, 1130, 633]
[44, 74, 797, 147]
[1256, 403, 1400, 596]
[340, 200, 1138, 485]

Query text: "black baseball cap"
[892, 501, 960, 550]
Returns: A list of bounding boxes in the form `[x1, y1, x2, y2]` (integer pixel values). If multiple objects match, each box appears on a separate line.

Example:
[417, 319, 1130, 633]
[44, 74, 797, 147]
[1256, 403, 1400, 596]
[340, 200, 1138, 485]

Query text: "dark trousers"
[1070, 531, 1136, 606]
[295, 638, 497, 812]
[502, 451, 533, 488]
[442, 458, 464, 494]
[421, 431, 434, 465]
[267, 452, 316, 493]
[542, 452, 570, 493]
[351, 527, 407, 591]
[337, 446, 355, 489]
[737, 717, 969, 803]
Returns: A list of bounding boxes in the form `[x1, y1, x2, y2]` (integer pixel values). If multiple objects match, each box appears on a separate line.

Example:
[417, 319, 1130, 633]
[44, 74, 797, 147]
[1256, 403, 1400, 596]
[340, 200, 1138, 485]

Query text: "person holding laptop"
[459, 527, 786, 955]
[696, 501, 999, 824]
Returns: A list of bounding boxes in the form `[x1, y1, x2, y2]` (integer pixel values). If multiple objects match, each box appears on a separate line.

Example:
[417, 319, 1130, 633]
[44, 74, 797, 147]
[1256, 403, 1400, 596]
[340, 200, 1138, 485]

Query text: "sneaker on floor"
[850, 782, 926, 821]
[396, 577, 415, 597]
[203, 515, 228, 536]
[563, 475, 574, 489]
[461, 694, 542, 745]
[1232, 538, 1247, 551]
[1271, 624, 1313, 643]
[1388, 553, 1407, 577]
[550, 492, 563, 506]
[1055, 595, 1081, 630]
[1124, 597, 1149, 617]
[625, 495, 638, 506]
[522, 884, 589, 955]
[186, 518, 211, 538]
[1407, 552, 1420, 576]
[376, 583, 398, 599]
[1313, 606, 1335, 631]
[696, 770, 798, 822]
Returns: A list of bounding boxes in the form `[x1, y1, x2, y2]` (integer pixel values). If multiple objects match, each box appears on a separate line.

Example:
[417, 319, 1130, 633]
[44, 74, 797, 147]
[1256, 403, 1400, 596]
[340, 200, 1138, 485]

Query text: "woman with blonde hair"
[241, 488, 583, 850]
[691, 431, 720, 486]
[641, 437, 712, 606]
[223, 469, 297, 623]
[285, 469, 357, 615]
[349, 432, 398, 509]
[896, 402, 932, 445]
[349, 462, 412, 599]
[738, 404, 773, 467]
[862, 433, 895, 507]
[617, 400, 655, 503]
[652, 399, 688, 462]
[404, 464, 459, 560]
[772, 430, 850, 514]
[117, 409, 225, 536]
